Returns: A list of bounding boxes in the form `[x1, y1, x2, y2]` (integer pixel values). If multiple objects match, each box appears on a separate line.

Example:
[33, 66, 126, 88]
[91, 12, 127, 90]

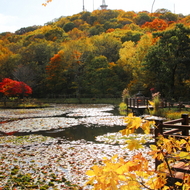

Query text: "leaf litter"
[0, 104, 154, 189]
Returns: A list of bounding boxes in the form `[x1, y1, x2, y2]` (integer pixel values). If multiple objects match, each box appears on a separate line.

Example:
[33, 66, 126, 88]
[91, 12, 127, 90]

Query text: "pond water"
[16, 124, 126, 142]
[0, 104, 126, 142]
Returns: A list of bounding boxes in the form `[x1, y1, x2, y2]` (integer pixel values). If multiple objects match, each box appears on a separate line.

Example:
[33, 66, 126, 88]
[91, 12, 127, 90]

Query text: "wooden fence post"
[154, 119, 164, 170]
[181, 114, 189, 136]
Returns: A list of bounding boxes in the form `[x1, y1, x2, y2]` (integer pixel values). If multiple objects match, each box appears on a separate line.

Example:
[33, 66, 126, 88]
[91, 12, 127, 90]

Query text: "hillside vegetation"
[0, 9, 190, 101]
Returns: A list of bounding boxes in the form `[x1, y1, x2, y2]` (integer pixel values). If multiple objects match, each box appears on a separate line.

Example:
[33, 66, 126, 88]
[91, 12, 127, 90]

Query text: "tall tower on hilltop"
[100, 0, 108, 10]
[83, 0, 85, 11]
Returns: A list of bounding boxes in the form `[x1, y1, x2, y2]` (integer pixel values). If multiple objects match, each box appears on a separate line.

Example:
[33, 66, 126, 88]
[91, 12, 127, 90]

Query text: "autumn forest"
[1, 9, 190, 100]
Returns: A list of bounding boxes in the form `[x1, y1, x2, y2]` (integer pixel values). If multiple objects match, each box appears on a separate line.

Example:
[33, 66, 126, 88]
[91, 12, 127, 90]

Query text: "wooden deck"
[126, 97, 153, 115]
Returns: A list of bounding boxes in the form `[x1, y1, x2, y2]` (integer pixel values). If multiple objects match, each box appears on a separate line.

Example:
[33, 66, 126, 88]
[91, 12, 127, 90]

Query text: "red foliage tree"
[0, 78, 32, 97]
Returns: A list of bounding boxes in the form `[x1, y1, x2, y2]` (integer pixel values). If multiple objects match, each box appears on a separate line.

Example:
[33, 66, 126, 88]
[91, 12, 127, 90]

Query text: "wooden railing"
[152, 114, 190, 183]
[154, 114, 190, 139]
[126, 97, 150, 108]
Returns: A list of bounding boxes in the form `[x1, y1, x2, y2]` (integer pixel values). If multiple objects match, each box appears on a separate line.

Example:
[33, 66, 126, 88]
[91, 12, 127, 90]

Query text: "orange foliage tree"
[46, 50, 68, 93]
[142, 18, 168, 31]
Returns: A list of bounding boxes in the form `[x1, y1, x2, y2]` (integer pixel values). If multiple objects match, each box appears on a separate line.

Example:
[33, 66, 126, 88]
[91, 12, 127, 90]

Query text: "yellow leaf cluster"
[120, 113, 155, 135]
[125, 139, 143, 150]
[86, 114, 190, 190]
[148, 100, 154, 107]
[42, 0, 52, 6]
[86, 153, 157, 190]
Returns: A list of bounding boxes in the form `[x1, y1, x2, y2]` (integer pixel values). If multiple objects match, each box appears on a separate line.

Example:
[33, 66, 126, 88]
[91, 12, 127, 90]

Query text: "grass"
[0, 98, 50, 109]
[164, 109, 190, 119]
[39, 97, 122, 105]
[119, 102, 128, 115]
[0, 97, 122, 109]
[144, 106, 190, 119]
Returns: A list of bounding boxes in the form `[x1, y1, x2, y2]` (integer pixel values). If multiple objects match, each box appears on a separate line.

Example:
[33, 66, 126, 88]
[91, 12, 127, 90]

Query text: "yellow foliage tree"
[118, 33, 155, 93]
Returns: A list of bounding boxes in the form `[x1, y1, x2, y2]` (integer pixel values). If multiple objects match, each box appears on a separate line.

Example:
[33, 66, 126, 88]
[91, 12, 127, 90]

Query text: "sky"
[0, 0, 190, 33]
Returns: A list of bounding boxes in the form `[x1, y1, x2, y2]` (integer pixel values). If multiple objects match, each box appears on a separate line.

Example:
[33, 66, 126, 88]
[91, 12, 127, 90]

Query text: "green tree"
[44, 26, 66, 41]
[20, 41, 56, 96]
[15, 26, 40, 35]
[91, 33, 122, 62]
[121, 30, 143, 43]
[13, 64, 37, 89]
[143, 24, 190, 99]
[80, 11, 91, 22]
[83, 56, 110, 95]
[135, 12, 151, 26]
[159, 12, 178, 22]
[58, 38, 95, 99]
[63, 22, 76, 32]
[93, 10, 119, 25]
[88, 24, 105, 36]
[0, 45, 21, 79]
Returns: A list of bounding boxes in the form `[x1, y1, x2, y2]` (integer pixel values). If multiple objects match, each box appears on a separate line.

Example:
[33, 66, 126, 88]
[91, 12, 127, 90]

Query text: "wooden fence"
[152, 114, 190, 184]
[126, 97, 190, 115]
[155, 114, 190, 138]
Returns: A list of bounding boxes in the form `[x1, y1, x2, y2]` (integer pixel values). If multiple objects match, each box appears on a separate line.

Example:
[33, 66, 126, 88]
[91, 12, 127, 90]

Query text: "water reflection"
[16, 124, 126, 142]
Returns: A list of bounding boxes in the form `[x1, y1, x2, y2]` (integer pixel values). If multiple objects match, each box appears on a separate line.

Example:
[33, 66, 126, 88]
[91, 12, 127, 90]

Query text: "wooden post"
[154, 119, 164, 170]
[181, 114, 189, 136]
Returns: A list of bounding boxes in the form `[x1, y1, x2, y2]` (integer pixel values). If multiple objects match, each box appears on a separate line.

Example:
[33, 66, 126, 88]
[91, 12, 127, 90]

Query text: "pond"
[0, 104, 153, 189]
[0, 104, 126, 142]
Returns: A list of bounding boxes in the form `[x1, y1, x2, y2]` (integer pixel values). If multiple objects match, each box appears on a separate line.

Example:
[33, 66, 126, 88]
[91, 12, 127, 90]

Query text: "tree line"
[0, 9, 190, 100]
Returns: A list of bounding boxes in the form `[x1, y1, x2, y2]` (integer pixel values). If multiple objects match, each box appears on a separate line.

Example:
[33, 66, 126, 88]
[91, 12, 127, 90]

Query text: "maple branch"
[163, 152, 177, 190]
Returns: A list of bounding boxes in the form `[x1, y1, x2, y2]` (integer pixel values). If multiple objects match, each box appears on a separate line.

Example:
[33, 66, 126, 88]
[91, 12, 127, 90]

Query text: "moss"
[10, 166, 19, 175]
[40, 185, 49, 190]
[48, 181, 54, 186]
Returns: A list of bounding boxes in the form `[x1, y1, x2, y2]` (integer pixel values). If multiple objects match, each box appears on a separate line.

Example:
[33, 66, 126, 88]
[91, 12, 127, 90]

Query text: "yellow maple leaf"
[150, 144, 158, 151]
[126, 139, 143, 150]
[86, 170, 95, 176]
[120, 185, 141, 190]
[121, 113, 142, 136]
[162, 186, 170, 190]
[120, 128, 132, 136]
[175, 181, 182, 186]
[148, 100, 154, 107]
[186, 143, 190, 151]
[141, 121, 152, 134]
[177, 151, 190, 159]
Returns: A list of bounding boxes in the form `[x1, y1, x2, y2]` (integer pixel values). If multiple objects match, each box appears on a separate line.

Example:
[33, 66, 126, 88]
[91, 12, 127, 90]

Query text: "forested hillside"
[0, 9, 190, 100]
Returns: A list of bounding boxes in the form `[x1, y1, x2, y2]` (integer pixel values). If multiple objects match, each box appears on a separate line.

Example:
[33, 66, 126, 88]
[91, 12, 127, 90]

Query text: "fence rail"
[155, 114, 190, 138]
[151, 114, 190, 183]
[126, 97, 150, 108]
